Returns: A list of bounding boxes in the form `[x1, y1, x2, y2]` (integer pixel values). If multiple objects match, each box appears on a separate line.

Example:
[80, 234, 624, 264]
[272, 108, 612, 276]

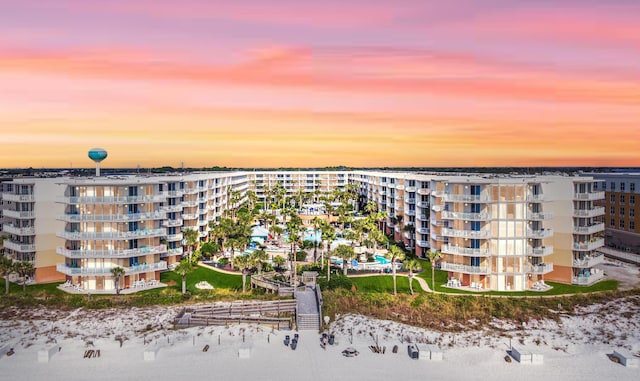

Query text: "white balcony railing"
[440, 211, 490, 221]
[417, 214, 430, 221]
[161, 205, 183, 213]
[416, 201, 429, 208]
[56, 245, 168, 258]
[440, 262, 489, 274]
[404, 198, 416, 204]
[441, 228, 491, 239]
[57, 194, 167, 204]
[441, 245, 491, 257]
[417, 188, 430, 195]
[3, 210, 35, 219]
[163, 219, 184, 227]
[527, 245, 553, 256]
[528, 212, 554, 220]
[417, 240, 430, 247]
[166, 233, 184, 241]
[417, 227, 429, 234]
[166, 247, 184, 256]
[58, 212, 165, 223]
[573, 223, 605, 235]
[3, 240, 36, 252]
[572, 271, 605, 285]
[573, 191, 605, 201]
[57, 228, 166, 241]
[442, 194, 491, 202]
[526, 194, 545, 202]
[525, 263, 553, 274]
[56, 261, 167, 276]
[527, 228, 553, 239]
[573, 207, 605, 218]
[1, 193, 35, 202]
[573, 254, 605, 268]
[2, 224, 35, 235]
[573, 238, 605, 251]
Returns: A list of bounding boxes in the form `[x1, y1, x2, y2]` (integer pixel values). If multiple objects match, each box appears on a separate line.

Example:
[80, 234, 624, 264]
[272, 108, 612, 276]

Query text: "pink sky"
[0, 0, 639, 168]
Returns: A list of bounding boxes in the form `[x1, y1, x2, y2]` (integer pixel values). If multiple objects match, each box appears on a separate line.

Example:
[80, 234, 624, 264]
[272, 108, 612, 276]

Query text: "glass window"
[610, 218, 615, 227]
[610, 194, 616, 203]
[631, 195, 636, 205]
[631, 183, 636, 192]
[619, 220, 625, 229]
[631, 221, 635, 231]
[620, 207, 625, 216]
[620, 195, 626, 204]
[610, 206, 615, 215]
[621, 182, 626, 191]
[630, 209, 635, 218]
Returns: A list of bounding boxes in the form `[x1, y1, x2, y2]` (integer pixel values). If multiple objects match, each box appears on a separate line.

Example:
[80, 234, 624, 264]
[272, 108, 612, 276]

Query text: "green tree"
[403, 223, 416, 251]
[174, 260, 193, 294]
[320, 220, 336, 280]
[110, 266, 125, 295]
[14, 261, 34, 293]
[428, 250, 443, 292]
[272, 255, 286, 272]
[386, 245, 405, 296]
[286, 215, 305, 286]
[404, 259, 422, 295]
[335, 244, 356, 276]
[250, 249, 269, 274]
[0, 256, 14, 294]
[182, 228, 200, 263]
[310, 216, 323, 262]
[234, 254, 253, 293]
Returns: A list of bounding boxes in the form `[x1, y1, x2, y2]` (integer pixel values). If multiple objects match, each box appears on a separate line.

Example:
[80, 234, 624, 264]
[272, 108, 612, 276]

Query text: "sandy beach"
[1, 294, 639, 381]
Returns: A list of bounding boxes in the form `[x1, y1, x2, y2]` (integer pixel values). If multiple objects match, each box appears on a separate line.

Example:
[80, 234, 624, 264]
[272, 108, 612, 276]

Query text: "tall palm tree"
[364, 201, 377, 215]
[386, 245, 405, 296]
[310, 216, 323, 262]
[182, 228, 200, 262]
[234, 254, 253, 293]
[320, 221, 336, 276]
[0, 256, 14, 294]
[14, 261, 34, 293]
[174, 260, 193, 294]
[286, 215, 305, 287]
[250, 249, 269, 275]
[272, 255, 286, 272]
[428, 250, 443, 292]
[404, 259, 422, 295]
[110, 266, 125, 295]
[335, 245, 356, 276]
[403, 223, 416, 250]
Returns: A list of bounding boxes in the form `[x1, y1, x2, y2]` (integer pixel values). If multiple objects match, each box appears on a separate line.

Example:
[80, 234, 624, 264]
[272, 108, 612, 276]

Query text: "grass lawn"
[0, 278, 65, 295]
[350, 275, 426, 295]
[157, 264, 243, 293]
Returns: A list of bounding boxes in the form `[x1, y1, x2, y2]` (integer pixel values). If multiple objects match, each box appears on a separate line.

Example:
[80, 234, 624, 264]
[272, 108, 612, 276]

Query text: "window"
[631, 221, 635, 231]
[631, 183, 636, 192]
[610, 206, 615, 215]
[621, 182, 626, 191]
[610, 194, 616, 203]
[620, 207, 625, 217]
[610, 182, 616, 191]
[620, 195, 626, 204]
[619, 220, 625, 229]
[630, 209, 635, 218]
[631, 195, 636, 205]
[603, 182, 607, 190]
[610, 218, 615, 227]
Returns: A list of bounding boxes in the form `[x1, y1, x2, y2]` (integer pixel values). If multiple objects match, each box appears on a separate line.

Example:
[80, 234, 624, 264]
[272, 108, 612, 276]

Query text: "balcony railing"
[527, 245, 553, 256]
[431, 204, 444, 212]
[526, 194, 545, 202]
[404, 186, 416, 193]
[573, 191, 604, 201]
[528, 212, 554, 220]
[166, 247, 184, 256]
[416, 188, 430, 195]
[56, 261, 167, 276]
[3, 240, 36, 252]
[526, 228, 553, 239]
[572, 272, 605, 285]
[417, 214, 430, 221]
[404, 198, 416, 204]
[442, 194, 491, 202]
[161, 205, 183, 213]
[163, 219, 184, 227]
[430, 219, 445, 227]
[573, 223, 605, 235]
[166, 190, 184, 197]
[441, 228, 491, 239]
[573, 253, 605, 268]
[1, 193, 35, 202]
[431, 190, 444, 197]
[181, 200, 198, 207]
[166, 233, 184, 241]
[56, 245, 167, 258]
[525, 263, 553, 274]
[441, 211, 490, 221]
[417, 240, 430, 247]
[58, 212, 166, 223]
[573, 207, 605, 218]
[417, 227, 429, 234]
[57, 194, 167, 204]
[416, 201, 429, 208]
[57, 228, 166, 241]
[3, 224, 35, 235]
[404, 209, 416, 216]
[182, 213, 198, 220]
[3, 210, 35, 219]
[441, 245, 491, 257]
[440, 262, 489, 274]
[573, 238, 604, 251]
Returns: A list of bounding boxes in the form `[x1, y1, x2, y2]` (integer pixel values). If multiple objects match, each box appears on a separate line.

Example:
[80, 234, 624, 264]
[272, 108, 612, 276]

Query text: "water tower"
[88, 148, 108, 176]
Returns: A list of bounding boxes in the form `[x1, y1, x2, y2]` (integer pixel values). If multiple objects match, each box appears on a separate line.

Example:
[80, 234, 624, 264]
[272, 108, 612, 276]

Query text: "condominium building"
[0, 169, 606, 292]
[592, 173, 640, 254]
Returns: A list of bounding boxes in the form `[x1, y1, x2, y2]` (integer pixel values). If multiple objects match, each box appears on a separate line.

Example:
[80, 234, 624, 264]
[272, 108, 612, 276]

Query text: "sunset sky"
[1, 0, 639, 168]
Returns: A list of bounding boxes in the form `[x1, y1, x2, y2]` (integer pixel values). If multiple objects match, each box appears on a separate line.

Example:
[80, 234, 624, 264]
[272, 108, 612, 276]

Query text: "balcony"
[573, 253, 605, 268]
[182, 200, 198, 207]
[3, 224, 35, 235]
[56, 245, 168, 258]
[163, 219, 184, 227]
[182, 213, 198, 220]
[404, 197, 416, 204]
[527, 245, 553, 256]
[573, 191, 604, 201]
[573, 238, 604, 251]
[417, 188, 430, 195]
[166, 190, 184, 197]
[572, 271, 605, 285]
[404, 209, 416, 216]
[58, 212, 166, 223]
[441, 228, 491, 239]
[3, 210, 35, 219]
[404, 186, 416, 193]
[441, 244, 491, 257]
[417, 214, 430, 221]
[430, 233, 445, 242]
[56, 261, 167, 276]
[417, 227, 429, 234]
[432, 204, 444, 212]
[416, 201, 429, 208]
[573, 223, 605, 235]
[161, 205, 183, 213]
[1, 193, 35, 202]
[165, 247, 184, 256]
[442, 194, 491, 202]
[526, 194, 545, 202]
[441, 211, 490, 221]
[440, 262, 489, 274]
[3, 240, 36, 252]
[573, 207, 605, 218]
[166, 233, 184, 242]
[431, 190, 444, 197]
[417, 240, 430, 248]
[182, 187, 198, 194]
[57, 195, 167, 204]
[528, 212, 554, 220]
[527, 228, 553, 239]
[525, 263, 553, 274]
[57, 228, 166, 241]
[430, 219, 445, 227]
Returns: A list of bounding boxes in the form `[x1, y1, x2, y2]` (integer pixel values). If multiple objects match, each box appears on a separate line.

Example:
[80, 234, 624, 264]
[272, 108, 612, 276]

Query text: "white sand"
[1, 296, 639, 381]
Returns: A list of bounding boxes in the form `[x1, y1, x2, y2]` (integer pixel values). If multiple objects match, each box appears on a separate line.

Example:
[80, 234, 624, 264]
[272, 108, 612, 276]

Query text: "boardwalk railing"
[174, 300, 296, 330]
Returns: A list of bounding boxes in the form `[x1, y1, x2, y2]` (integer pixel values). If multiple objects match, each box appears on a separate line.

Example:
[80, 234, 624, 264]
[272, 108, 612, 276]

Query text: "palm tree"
[364, 201, 377, 215]
[14, 261, 34, 293]
[320, 221, 336, 275]
[404, 259, 422, 295]
[0, 256, 14, 294]
[272, 255, 286, 272]
[250, 249, 269, 274]
[428, 250, 443, 292]
[174, 260, 193, 294]
[403, 223, 416, 250]
[110, 266, 125, 295]
[286, 215, 305, 287]
[310, 216, 323, 262]
[335, 244, 356, 276]
[182, 228, 200, 262]
[234, 254, 253, 293]
[386, 245, 405, 296]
